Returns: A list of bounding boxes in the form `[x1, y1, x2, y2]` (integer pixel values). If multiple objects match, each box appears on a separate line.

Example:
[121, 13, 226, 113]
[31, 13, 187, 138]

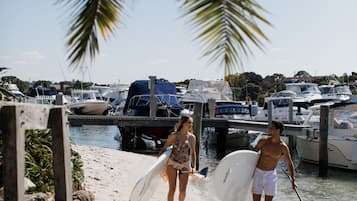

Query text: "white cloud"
[13, 50, 45, 65]
[22, 51, 45, 60]
[146, 58, 169, 65]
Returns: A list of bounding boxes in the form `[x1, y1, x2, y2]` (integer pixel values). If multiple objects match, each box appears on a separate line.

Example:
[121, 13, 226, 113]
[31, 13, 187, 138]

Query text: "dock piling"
[319, 105, 329, 177]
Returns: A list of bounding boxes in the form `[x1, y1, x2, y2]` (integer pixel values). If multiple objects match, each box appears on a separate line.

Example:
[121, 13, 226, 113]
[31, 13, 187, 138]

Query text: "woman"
[159, 115, 196, 201]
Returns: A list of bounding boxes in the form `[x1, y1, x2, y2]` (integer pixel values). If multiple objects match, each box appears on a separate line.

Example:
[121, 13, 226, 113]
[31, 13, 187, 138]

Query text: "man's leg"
[265, 195, 273, 201]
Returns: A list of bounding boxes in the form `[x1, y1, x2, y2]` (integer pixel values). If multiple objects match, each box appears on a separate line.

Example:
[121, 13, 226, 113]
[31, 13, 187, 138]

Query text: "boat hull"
[296, 136, 357, 170]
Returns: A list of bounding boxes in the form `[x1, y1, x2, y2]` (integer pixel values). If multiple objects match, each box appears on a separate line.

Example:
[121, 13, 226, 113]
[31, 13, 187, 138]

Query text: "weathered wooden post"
[267, 99, 273, 126]
[55, 92, 64, 105]
[319, 105, 329, 177]
[149, 76, 157, 118]
[48, 107, 73, 201]
[207, 98, 216, 119]
[288, 98, 293, 123]
[193, 102, 203, 170]
[0, 105, 25, 201]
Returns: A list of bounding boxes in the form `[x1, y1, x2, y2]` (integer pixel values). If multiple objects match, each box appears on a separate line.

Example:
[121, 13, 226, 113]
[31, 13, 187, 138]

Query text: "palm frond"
[181, 0, 271, 77]
[58, 0, 124, 68]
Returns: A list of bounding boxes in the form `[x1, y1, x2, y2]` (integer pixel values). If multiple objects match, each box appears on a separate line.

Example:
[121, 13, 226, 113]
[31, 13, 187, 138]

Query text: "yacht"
[285, 82, 322, 102]
[67, 89, 111, 115]
[319, 82, 352, 101]
[296, 100, 357, 170]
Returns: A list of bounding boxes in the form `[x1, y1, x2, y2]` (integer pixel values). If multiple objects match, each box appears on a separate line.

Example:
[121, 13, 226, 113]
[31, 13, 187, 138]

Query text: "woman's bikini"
[167, 132, 192, 174]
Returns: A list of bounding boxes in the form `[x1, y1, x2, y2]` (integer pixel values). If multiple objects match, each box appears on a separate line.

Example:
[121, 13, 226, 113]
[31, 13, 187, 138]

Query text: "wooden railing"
[0, 102, 72, 201]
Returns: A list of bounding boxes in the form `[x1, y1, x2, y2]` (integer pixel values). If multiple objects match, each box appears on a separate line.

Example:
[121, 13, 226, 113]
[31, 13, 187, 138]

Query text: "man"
[252, 120, 297, 201]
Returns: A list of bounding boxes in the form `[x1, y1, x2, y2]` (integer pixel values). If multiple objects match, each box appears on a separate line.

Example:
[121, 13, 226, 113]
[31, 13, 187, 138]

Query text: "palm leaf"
[181, 0, 271, 77]
[57, 0, 124, 68]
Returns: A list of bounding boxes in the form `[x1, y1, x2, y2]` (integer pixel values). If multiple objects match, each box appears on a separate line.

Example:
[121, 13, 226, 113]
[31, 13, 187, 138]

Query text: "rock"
[73, 190, 95, 201]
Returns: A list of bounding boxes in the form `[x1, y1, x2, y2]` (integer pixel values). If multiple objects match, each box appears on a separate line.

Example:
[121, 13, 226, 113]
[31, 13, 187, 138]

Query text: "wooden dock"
[68, 115, 311, 137]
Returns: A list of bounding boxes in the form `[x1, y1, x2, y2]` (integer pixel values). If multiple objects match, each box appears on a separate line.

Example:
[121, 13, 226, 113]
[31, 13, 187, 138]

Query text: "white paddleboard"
[212, 150, 259, 201]
[129, 146, 172, 201]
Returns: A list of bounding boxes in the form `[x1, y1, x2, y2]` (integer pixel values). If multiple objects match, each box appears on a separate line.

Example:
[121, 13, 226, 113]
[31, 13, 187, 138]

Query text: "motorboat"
[319, 82, 352, 101]
[203, 100, 260, 148]
[285, 82, 322, 102]
[67, 89, 111, 115]
[296, 100, 357, 170]
[253, 96, 311, 124]
[118, 79, 184, 151]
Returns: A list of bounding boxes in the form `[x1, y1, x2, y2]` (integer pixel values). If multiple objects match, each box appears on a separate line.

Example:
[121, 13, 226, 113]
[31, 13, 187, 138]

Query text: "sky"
[1, 0, 357, 85]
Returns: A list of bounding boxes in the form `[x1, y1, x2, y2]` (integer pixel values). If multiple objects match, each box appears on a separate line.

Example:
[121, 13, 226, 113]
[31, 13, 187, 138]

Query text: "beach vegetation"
[0, 129, 84, 193]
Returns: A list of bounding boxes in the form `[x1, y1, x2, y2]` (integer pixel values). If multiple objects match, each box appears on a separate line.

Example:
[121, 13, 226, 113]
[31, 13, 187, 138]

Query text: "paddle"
[281, 168, 303, 201]
[249, 132, 263, 149]
[181, 167, 209, 177]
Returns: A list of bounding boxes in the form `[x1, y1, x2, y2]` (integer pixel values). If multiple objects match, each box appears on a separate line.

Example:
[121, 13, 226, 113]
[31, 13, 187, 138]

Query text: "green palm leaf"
[59, 0, 270, 78]
[181, 0, 271, 77]
[58, 0, 124, 68]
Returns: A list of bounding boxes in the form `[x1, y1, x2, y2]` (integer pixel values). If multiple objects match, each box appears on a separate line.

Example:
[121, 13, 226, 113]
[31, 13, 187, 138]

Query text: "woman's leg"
[167, 165, 177, 201]
[178, 171, 189, 201]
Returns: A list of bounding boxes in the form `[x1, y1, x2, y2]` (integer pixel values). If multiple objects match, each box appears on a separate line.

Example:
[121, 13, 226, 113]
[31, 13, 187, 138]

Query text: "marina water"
[69, 125, 357, 201]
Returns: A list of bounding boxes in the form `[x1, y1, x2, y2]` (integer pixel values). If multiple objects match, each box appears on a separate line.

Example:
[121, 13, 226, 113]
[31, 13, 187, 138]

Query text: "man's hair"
[272, 120, 284, 134]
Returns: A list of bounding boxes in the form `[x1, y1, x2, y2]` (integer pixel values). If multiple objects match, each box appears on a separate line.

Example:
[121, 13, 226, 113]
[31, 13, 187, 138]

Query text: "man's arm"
[282, 143, 297, 189]
[253, 137, 267, 151]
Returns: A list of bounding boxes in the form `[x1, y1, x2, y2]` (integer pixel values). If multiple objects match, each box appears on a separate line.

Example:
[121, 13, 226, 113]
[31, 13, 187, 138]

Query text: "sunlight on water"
[69, 125, 357, 201]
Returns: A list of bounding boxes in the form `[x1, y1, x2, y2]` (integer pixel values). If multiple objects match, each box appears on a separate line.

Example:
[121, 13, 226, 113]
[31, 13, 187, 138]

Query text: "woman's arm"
[158, 132, 175, 155]
[190, 134, 197, 171]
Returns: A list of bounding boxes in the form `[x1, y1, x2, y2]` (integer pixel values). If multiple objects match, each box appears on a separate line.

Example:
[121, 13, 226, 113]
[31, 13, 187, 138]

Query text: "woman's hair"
[175, 115, 192, 132]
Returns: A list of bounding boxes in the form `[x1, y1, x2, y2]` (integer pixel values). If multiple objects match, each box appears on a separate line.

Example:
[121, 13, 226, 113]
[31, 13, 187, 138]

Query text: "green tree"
[57, 0, 271, 78]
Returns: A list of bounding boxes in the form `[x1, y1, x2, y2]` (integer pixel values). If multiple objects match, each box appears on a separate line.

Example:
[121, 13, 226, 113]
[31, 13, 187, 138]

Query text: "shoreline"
[72, 144, 213, 201]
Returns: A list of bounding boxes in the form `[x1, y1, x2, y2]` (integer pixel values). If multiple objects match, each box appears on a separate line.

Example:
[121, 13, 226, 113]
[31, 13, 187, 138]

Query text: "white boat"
[319, 82, 352, 101]
[203, 100, 260, 148]
[285, 82, 322, 102]
[67, 89, 111, 115]
[296, 102, 357, 170]
[253, 96, 310, 124]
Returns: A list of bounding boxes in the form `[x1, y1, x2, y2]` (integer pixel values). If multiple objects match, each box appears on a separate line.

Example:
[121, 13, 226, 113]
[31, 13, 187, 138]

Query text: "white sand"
[72, 144, 217, 201]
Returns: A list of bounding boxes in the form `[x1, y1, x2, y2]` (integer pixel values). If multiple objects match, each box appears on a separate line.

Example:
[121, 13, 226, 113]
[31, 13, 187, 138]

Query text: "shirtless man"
[252, 120, 297, 201]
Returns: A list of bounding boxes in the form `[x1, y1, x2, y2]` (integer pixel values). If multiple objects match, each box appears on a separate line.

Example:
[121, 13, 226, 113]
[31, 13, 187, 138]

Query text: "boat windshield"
[287, 84, 320, 94]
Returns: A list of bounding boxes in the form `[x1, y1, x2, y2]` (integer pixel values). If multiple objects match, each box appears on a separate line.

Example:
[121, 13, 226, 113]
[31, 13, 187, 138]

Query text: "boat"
[319, 81, 352, 101]
[253, 96, 311, 124]
[203, 100, 260, 149]
[296, 99, 357, 170]
[285, 82, 322, 102]
[89, 84, 129, 114]
[119, 79, 184, 151]
[67, 89, 111, 115]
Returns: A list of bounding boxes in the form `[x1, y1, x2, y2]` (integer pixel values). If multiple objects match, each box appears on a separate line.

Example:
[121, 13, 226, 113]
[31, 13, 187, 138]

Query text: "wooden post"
[55, 93, 64, 105]
[288, 98, 293, 123]
[193, 102, 203, 170]
[207, 98, 216, 119]
[319, 105, 329, 177]
[149, 76, 157, 118]
[267, 99, 273, 126]
[48, 107, 73, 201]
[216, 127, 227, 159]
[0, 106, 25, 201]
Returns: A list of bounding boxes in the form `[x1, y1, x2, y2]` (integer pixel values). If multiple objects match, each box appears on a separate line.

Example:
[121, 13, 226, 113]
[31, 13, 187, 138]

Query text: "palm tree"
[58, 0, 271, 78]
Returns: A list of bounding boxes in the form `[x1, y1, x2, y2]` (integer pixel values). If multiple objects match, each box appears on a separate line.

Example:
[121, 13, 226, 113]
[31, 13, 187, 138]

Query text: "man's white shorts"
[252, 168, 278, 196]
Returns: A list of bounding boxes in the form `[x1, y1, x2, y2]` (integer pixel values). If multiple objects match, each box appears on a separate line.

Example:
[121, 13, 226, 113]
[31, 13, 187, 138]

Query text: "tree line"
[2, 70, 357, 106]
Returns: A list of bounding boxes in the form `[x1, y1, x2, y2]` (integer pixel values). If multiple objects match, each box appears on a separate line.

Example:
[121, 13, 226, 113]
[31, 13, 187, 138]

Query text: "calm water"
[69, 125, 357, 201]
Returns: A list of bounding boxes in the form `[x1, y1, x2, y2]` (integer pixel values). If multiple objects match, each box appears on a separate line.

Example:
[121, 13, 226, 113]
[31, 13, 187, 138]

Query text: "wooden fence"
[0, 102, 72, 201]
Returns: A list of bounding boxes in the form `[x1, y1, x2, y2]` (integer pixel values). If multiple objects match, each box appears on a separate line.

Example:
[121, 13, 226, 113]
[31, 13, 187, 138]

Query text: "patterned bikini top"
[170, 133, 191, 164]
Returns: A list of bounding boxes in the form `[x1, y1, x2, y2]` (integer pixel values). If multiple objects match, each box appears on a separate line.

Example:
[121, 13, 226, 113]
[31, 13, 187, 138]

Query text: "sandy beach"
[72, 144, 216, 201]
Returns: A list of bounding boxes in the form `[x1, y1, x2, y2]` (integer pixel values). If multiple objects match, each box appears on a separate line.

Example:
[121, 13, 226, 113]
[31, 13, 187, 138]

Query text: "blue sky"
[1, 0, 357, 84]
